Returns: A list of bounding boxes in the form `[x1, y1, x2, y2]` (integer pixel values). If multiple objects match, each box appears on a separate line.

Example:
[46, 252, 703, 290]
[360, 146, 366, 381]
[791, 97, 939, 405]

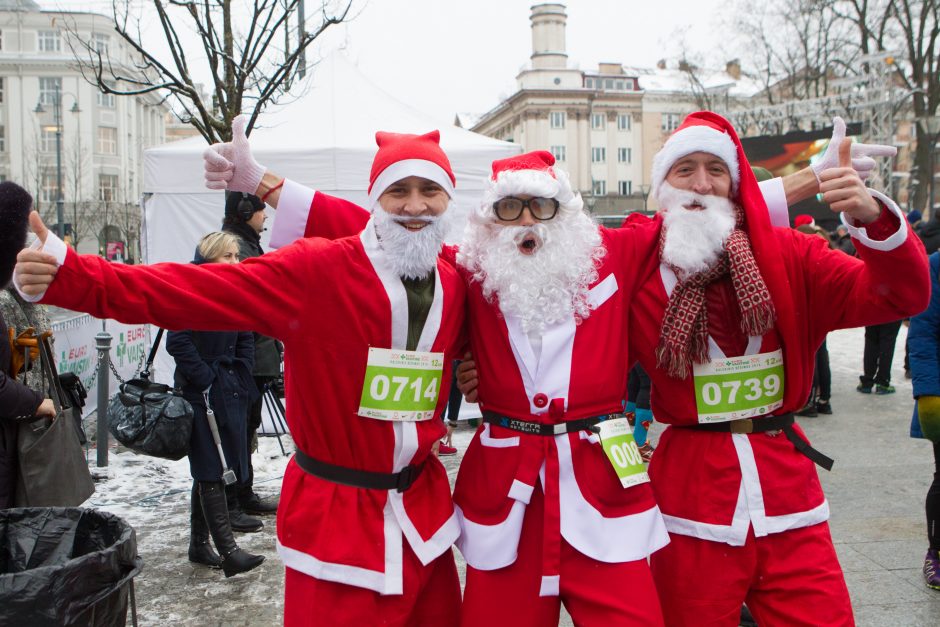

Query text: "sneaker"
[796, 402, 818, 417]
[438, 442, 457, 456]
[815, 400, 833, 415]
[874, 384, 896, 395]
[637, 442, 654, 463]
[856, 383, 873, 394]
[924, 549, 940, 590]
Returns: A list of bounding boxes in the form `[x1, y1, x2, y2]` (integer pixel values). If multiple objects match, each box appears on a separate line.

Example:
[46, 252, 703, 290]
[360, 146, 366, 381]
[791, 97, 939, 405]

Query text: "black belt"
[482, 410, 621, 436]
[293, 449, 424, 492]
[684, 413, 834, 471]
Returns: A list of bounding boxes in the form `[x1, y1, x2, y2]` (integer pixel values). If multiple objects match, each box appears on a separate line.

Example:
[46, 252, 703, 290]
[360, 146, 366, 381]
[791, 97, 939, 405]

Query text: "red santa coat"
[38, 219, 465, 594]
[272, 182, 671, 592]
[628, 190, 929, 546]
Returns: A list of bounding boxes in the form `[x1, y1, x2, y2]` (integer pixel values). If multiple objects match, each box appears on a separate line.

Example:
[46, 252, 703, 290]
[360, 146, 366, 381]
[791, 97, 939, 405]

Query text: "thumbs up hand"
[14, 212, 60, 297]
[818, 135, 881, 224]
[203, 114, 266, 195]
[811, 117, 897, 182]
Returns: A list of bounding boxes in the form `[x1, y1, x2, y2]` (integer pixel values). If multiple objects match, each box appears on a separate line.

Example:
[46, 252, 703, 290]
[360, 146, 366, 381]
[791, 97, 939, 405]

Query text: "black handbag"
[107, 328, 194, 461]
[14, 334, 96, 507]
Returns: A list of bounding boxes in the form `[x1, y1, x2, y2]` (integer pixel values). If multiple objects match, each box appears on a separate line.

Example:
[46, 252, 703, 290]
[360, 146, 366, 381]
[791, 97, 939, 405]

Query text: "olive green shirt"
[401, 274, 435, 351]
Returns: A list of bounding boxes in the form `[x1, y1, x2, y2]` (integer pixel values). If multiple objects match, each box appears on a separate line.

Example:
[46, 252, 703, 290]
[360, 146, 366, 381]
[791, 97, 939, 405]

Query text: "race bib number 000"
[693, 349, 785, 423]
[597, 418, 649, 488]
[358, 347, 444, 421]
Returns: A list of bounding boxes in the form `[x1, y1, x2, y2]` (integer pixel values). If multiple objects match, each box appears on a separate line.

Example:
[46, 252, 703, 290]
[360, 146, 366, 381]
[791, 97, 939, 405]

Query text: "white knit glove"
[811, 116, 897, 182]
[203, 115, 266, 194]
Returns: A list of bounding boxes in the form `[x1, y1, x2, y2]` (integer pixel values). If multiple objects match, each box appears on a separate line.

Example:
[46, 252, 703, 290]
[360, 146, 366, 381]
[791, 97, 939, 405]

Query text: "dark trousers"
[627, 364, 651, 409]
[861, 320, 903, 387]
[242, 375, 274, 490]
[441, 360, 462, 422]
[808, 339, 832, 402]
[929, 442, 940, 551]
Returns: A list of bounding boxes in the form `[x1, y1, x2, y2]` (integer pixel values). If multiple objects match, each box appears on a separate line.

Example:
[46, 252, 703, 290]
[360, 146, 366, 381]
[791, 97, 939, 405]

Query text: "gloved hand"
[918, 395, 940, 442]
[203, 115, 266, 194]
[811, 117, 897, 183]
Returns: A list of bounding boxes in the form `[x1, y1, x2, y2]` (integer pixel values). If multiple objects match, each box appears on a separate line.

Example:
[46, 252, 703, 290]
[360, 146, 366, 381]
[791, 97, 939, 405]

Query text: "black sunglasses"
[492, 196, 560, 221]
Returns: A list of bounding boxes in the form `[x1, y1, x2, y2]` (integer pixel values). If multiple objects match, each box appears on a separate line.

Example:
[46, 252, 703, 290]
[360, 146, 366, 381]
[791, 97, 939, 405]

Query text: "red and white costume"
[629, 113, 930, 626]
[25, 132, 470, 626]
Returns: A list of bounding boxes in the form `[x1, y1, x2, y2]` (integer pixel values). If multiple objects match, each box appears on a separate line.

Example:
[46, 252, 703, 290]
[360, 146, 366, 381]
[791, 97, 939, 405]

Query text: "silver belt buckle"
[729, 419, 754, 434]
[553, 423, 567, 435]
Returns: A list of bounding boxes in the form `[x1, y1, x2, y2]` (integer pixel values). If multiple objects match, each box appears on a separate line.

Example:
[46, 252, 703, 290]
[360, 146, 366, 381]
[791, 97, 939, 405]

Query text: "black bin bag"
[0, 508, 143, 626]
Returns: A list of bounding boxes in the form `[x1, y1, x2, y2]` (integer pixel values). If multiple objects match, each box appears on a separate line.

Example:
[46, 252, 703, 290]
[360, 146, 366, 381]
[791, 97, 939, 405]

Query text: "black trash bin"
[0, 508, 143, 626]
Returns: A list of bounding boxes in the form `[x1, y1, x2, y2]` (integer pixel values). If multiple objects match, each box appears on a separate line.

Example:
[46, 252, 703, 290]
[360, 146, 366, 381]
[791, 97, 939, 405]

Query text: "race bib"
[358, 347, 444, 421]
[597, 418, 649, 488]
[693, 349, 784, 423]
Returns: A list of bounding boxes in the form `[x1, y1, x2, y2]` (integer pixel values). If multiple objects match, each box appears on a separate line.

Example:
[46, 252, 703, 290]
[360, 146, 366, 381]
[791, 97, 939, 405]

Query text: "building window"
[40, 127, 58, 153]
[38, 31, 61, 53]
[591, 113, 605, 130]
[592, 180, 607, 196]
[662, 113, 682, 133]
[617, 147, 632, 164]
[39, 77, 61, 106]
[550, 145, 566, 162]
[41, 169, 59, 203]
[615, 80, 625, 90]
[97, 81, 115, 108]
[97, 127, 117, 154]
[617, 114, 631, 131]
[0, 126, 5, 152]
[585, 77, 594, 89]
[93, 33, 109, 56]
[0, 77, 4, 103]
[618, 180, 633, 195]
[550, 111, 566, 129]
[98, 174, 119, 202]
[592, 147, 606, 163]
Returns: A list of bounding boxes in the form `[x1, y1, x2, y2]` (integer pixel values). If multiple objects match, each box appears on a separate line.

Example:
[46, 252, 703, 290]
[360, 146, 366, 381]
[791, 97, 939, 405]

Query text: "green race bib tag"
[358, 347, 444, 422]
[693, 349, 785, 423]
[597, 418, 649, 488]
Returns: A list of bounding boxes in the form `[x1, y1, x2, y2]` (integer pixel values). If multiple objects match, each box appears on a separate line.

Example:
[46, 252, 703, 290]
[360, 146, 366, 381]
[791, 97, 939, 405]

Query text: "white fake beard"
[372, 209, 448, 280]
[659, 181, 736, 280]
[458, 210, 605, 334]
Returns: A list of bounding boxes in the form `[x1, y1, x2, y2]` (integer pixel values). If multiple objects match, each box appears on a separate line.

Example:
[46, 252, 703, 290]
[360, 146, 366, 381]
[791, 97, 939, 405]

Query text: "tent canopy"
[142, 53, 520, 264]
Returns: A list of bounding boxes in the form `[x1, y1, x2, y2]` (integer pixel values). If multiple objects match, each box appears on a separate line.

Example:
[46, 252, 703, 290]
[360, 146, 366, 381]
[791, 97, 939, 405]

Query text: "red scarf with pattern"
[655, 223, 776, 379]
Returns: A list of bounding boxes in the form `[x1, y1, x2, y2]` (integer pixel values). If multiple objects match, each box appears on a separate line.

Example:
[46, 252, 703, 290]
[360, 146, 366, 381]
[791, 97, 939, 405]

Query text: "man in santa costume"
[13, 118, 467, 626]
[628, 112, 929, 625]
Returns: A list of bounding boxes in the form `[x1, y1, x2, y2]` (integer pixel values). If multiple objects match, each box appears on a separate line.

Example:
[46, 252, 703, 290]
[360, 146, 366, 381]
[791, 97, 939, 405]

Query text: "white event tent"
[141, 53, 521, 264]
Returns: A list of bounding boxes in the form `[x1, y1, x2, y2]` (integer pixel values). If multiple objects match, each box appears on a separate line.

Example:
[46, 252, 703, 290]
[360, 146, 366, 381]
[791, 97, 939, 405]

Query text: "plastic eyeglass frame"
[492, 196, 560, 221]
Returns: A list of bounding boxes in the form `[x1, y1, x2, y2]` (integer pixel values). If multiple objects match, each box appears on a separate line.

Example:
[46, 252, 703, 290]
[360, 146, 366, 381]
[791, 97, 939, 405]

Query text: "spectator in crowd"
[795, 224, 834, 416]
[833, 224, 857, 256]
[165, 231, 264, 578]
[858, 317, 904, 394]
[0, 182, 55, 508]
[437, 360, 462, 455]
[221, 192, 280, 524]
[908, 209, 923, 234]
[908, 250, 940, 591]
[918, 213, 940, 255]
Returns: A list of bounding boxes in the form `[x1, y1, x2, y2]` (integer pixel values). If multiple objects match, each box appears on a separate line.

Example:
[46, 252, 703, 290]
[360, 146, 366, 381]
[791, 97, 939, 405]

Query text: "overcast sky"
[44, 0, 732, 125]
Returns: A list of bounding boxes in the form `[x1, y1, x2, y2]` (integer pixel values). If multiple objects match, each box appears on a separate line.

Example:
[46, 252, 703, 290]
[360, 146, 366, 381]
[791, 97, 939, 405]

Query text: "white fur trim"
[367, 159, 456, 211]
[539, 575, 560, 597]
[840, 189, 908, 252]
[651, 125, 740, 198]
[269, 179, 316, 248]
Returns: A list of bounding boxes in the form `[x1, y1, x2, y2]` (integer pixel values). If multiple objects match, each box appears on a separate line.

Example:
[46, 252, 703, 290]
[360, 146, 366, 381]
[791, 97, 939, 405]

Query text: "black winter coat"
[166, 329, 258, 482]
[0, 309, 43, 508]
[919, 220, 940, 256]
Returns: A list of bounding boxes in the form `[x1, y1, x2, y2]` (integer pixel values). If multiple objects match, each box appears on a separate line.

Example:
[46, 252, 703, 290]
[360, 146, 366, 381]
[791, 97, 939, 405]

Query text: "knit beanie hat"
[367, 130, 456, 209]
[0, 182, 34, 288]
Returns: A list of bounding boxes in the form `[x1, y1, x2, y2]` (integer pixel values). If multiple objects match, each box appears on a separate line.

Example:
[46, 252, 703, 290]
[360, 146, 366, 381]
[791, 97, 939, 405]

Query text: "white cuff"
[758, 178, 790, 228]
[13, 232, 68, 302]
[840, 189, 908, 252]
[269, 179, 316, 249]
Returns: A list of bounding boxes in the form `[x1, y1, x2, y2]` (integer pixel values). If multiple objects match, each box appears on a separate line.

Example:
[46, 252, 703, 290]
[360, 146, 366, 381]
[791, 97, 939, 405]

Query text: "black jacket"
[919, 220, 940, 256]
[221, 221, 282, 377]
[0, 309, 44, 508]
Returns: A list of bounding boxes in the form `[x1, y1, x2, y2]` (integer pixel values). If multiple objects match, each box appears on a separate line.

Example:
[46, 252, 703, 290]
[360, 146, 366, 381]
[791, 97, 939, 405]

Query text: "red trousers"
[461, 484, 665, 627]
[283, 544, 461, 627]
[650, 522, 854, 626]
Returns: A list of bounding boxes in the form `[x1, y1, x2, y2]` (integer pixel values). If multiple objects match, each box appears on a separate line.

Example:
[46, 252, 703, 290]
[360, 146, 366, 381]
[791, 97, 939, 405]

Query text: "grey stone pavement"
[83, 326, 940, 625]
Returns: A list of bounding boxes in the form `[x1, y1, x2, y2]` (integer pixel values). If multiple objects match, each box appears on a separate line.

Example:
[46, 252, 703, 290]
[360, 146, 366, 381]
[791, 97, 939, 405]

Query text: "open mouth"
[399, 221, 429, 232]
[685, 200, 706, 211]
[517, 234, 540, 255]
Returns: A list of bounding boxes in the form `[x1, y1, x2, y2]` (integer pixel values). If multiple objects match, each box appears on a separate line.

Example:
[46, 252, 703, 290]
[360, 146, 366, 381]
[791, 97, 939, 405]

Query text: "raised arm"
[14, 213, 323, 341]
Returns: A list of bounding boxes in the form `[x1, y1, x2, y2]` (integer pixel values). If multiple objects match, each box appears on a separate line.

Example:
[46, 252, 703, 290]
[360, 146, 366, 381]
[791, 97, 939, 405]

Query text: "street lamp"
[639, 183, 651, 214]
[34, 84, 81, 240]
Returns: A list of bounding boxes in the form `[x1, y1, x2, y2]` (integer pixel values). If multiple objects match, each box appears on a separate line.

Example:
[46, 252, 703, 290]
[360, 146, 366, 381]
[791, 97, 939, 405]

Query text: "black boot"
[225, 483, 263, 532]
[198, 481, 265, 578]
[189, 481, 221, 568]
[238, 483, 279, 515]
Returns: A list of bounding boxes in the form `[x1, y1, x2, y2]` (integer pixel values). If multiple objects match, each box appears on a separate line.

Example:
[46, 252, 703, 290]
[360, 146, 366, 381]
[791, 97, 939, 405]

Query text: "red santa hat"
[651, 115, 741, 200]
[794, 214, 815, 228]
[367, 130, 456, 209]
[478, 150, 583, 219]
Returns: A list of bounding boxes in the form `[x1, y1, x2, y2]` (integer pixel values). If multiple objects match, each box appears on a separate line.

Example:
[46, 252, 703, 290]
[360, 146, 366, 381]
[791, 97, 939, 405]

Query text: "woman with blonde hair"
[166, 231, 264, 577]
